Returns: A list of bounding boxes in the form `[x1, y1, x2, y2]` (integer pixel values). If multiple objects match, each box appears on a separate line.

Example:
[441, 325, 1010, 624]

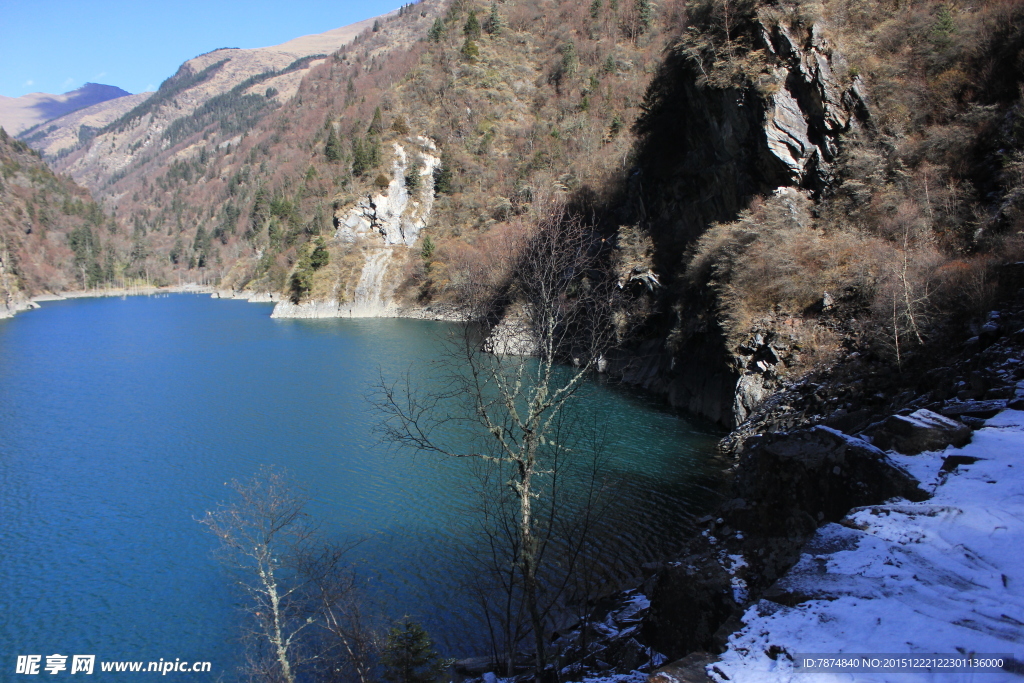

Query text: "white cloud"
[145, 84, 155, 92]
[62, 77, 75, 88]
[23, 79, 34, 87]
[96, 72, 107, 79]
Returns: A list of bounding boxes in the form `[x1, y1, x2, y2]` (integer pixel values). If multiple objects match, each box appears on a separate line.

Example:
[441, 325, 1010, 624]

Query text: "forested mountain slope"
[29, 0, 680, 310]
[8, 0, 1024, 430]
[0, 128, 116, 317]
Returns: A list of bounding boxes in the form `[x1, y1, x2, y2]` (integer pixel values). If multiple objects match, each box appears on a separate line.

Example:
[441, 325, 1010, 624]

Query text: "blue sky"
[1, 0, 400, 98]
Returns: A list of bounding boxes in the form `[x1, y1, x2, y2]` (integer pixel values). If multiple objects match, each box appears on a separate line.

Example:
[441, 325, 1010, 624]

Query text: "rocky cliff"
[607, 11, 869, 427]
[269, 138, 440, 319]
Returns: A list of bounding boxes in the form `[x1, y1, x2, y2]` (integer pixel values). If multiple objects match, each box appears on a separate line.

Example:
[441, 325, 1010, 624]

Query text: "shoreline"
[14, 285, 468, 323]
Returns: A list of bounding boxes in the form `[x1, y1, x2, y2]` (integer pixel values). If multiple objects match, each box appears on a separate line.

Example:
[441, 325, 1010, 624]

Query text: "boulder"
[649, 653, 717, 683]
[940, 399, 1007, 419]
[1009, 380, 1024, 411]
[482, 305, 540, 356]
[872, 409, 971, 455]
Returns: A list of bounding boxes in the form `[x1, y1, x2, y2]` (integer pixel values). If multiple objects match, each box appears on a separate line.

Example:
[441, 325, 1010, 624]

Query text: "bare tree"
[199, 467, 374, 683]
[373, 206, 619, 678]
[449, 410, 613, 676]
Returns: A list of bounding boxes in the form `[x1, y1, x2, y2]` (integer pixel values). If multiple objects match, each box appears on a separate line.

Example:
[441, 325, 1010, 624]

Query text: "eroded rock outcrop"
[272, 139, 439, 319]
[333, 139, 440, 247]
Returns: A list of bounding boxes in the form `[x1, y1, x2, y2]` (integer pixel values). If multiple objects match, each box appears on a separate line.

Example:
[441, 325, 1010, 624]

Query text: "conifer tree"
[310, 237, 330, 270]
[368, 106, 384, 135]
[325, 127, 342, 162]
[484, 2, 503, 35]
[380, 621, 444, 683]
[405, 155, 424, 193]
[428, 17, 444, 42]
[636, 0, 652, 34]
[367, 135, 382, 167]
[420, 235, 435, 261]
[352, 137, 369, 177]
[433, 153, 453, 195]
[463, 10, 481, 40]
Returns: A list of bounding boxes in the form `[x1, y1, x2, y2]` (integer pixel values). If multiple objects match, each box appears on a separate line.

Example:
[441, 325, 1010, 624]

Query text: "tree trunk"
[518, 462, 546, 680]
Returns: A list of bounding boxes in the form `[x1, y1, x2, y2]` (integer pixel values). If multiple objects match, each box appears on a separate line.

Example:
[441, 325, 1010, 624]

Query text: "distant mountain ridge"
[0, 83, 132, 135]
[38, 11, 388, 188]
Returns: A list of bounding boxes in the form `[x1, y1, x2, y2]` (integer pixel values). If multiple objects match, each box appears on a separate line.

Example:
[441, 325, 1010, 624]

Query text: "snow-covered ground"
[711, 409, 1024, 682]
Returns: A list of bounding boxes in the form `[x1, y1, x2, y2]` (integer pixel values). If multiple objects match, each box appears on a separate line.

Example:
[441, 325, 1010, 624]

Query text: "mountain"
[5, 1, 1024, 674]
[0, 83, 132, 135]
[0, 128, 113, 317]
[8, 0, 1024, 434]
[36, 0, 664, 316]
[45, 11, 392, 188]
[17, 92, 152, 160]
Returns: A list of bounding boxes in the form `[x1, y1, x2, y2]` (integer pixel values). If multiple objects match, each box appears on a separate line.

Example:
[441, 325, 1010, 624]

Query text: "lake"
[0, 294, 722, 679]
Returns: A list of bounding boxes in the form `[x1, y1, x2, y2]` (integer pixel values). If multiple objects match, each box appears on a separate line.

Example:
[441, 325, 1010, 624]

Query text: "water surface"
[0, 294, 721, 678]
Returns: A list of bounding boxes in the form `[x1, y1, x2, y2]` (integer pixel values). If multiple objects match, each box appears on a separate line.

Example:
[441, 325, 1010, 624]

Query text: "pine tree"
[310, 237, 330, 269]
[636, 0, 652, 34]
[463, 10, 481, 40]
[352, 137, 369, 177]
[484, 2, 503, 35]
[433, 153, 454, 195]
[373, 19, 381, 32]
[428, 17, 444, 42]
[324, 127, 342, 162]
[405, 155, 424, 193]
[420, 235, 435, 261]
[368, 106, 384, 135]
[380, 621, 444, 683]
[367, 135, 382, 167]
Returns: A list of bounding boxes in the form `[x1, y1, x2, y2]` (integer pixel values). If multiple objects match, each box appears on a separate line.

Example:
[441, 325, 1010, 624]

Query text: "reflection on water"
[0, 295, 722, 678]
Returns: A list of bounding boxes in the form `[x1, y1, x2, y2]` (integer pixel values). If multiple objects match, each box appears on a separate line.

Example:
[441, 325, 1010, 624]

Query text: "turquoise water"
[0, 294, 721, 679]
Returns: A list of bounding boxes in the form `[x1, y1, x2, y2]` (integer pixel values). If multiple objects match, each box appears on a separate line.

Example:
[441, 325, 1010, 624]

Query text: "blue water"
[0, 294, 721, 679]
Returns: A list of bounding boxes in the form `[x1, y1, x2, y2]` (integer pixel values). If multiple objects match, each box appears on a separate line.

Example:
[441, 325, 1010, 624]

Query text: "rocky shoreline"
[595, 292, 1024, 681]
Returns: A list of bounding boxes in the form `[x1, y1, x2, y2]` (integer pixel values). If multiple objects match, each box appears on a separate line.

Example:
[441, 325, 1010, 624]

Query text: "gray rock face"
[759, 21, 863, 190]
[482, 305, 540, 356]
[764, 75, 813, 182]
[613, 18, 866, 427]
[334, 139, 439, 247]
[872, 409, 971, 454]
[733, 372, 769, 423]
